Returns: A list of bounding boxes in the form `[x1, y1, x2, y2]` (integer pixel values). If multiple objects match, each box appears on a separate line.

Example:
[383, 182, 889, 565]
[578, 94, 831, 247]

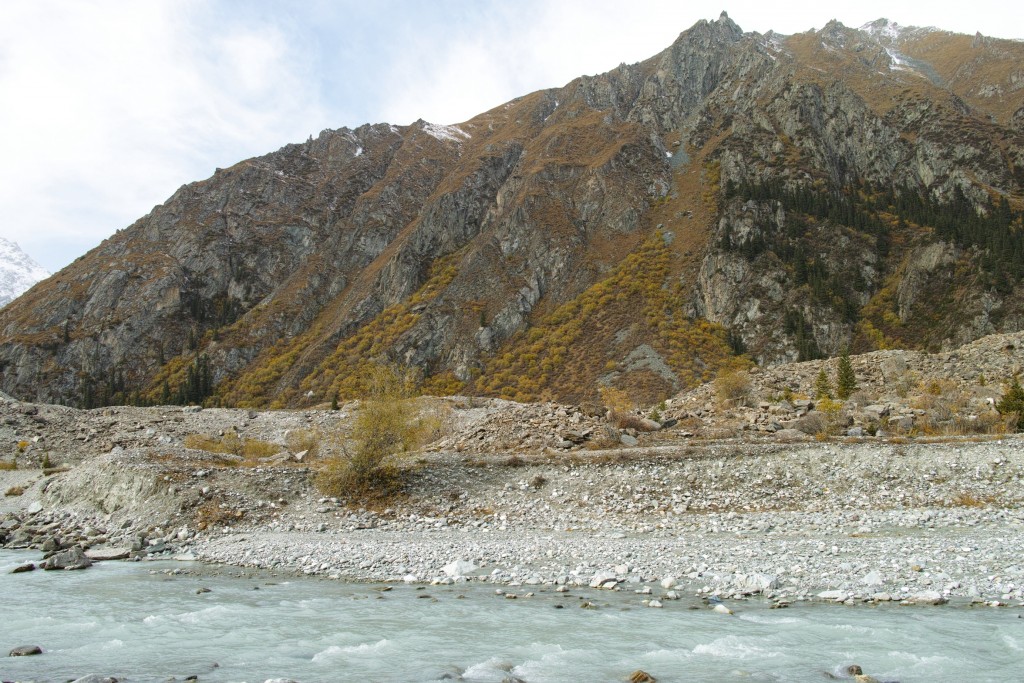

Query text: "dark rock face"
[8, 644, 43, 656]
[1, 15, 1022, 406]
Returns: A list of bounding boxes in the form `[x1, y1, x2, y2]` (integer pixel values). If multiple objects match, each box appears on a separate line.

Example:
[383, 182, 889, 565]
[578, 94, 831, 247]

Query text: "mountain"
[0, 238, 50, 308]
[1, 13, 1022, 408]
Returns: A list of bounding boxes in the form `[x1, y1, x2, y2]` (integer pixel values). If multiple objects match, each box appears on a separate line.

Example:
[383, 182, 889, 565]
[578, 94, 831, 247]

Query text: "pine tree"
[996, 376, 1024, 432]
[814, 367, 833, 400]
[835, 348, 857, 400]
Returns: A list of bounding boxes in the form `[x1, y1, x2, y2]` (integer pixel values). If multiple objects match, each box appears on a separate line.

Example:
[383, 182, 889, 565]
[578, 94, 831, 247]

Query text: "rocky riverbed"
[3, 333, 1024, 609]
[4, 428, 1024, 608]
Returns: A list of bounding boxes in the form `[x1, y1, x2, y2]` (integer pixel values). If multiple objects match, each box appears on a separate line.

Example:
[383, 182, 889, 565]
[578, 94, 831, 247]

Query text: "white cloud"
[0, 0, 328, 271]
[1, 0, 1021, 272]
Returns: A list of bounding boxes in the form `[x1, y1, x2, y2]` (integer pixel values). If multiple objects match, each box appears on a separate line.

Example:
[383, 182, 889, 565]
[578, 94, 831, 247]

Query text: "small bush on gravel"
[0, 460, 16, 471]
[286, 428, 322, 458]
[714, 369, 752, 408]
[315, 364, 429, 501]
[5, 485, 24, 496]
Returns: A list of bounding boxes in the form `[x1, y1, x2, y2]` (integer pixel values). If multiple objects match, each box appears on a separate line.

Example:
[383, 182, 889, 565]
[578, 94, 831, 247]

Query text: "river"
[1, 550, 1021, 682]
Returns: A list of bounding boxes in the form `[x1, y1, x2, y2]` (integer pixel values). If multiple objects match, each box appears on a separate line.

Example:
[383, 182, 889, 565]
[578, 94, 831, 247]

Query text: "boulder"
[619, 434, 639, 448]
[861, 571, 884, 587]
[42, 546, 92, 571]
[9, 645, 42, 656]
[907, 591, 947, 606]
[85, 547, 131, 561]
[629, 671, 657, 683]
[11, 562, 35, 573]
[817, 590, 848, 601]
[441, 559, 478, 577]
[590, 570, 619, 588]
[734, 573, 779, 594]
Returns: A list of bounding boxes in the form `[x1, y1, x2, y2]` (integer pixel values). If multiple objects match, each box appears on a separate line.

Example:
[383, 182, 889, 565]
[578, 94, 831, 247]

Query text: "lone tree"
[814, 367, 833, 400]
[996, 376, 1024, 432]
[835, 348, 857, 400]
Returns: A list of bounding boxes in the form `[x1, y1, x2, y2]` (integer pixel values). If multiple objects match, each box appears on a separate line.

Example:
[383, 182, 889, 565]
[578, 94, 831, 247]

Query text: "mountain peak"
[0, 238, 50, 308]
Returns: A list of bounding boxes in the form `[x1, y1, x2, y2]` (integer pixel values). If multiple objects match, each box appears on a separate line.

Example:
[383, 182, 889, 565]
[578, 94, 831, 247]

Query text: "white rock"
[590, 570, 618, 588]
[712, 603, 733, 615]
[402, 574, 418, 584]
[442, 559, 478, 577]
[27, 501, 42, 514]
[660, 576, 676, 589]
[734, 573, 779, 594]
[861, 570, 884, 587]
[817, 590, 848, 601]
[909, 591, 947, 605]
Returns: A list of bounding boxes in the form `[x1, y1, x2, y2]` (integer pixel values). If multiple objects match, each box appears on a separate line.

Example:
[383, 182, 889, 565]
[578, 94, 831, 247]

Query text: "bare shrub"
[794, 412, 828, 436]
[714, 369, 752, 408]
[286, 428, 321, 457]
[0, 460, 16, 471]
[5, 485, 24, 496]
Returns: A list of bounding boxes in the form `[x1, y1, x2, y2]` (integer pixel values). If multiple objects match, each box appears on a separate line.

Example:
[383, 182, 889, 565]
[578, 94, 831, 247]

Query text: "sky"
[1, 1, 1021, 273]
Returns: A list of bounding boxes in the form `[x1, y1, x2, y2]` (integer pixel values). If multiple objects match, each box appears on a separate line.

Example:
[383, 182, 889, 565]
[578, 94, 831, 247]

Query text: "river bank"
[4, 422, 1024, 607]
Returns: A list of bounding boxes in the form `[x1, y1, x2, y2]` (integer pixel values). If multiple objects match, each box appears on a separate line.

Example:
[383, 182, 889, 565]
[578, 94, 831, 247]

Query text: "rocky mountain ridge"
[0, 13, 1022, 408]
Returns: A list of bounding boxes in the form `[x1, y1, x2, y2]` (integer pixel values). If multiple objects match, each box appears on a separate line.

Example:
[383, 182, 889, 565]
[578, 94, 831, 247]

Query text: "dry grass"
[0, 461, 17, 471]
[195, 500, 245, 530]
[4, 485, 24, 497]
[183, 432, 282, 460]
[948, 492, 994, 508]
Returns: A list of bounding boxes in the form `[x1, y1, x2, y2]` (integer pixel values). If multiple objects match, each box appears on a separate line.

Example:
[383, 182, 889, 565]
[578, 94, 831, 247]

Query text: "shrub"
[714, 369, 752, 408]
[315, 364, 427, 500]
[0, 460, 16, 471]
[5, 485, 24, 496]
[286, 428, 323, 458]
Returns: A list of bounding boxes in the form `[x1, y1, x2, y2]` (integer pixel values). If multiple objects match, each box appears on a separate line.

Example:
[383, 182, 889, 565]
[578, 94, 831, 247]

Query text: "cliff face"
[2, 14, 1022, 407]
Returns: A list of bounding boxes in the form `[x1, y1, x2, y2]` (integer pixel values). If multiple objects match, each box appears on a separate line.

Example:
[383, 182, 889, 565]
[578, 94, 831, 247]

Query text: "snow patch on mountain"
[422, 122, 471, 143]
[0, 238, 50, 307]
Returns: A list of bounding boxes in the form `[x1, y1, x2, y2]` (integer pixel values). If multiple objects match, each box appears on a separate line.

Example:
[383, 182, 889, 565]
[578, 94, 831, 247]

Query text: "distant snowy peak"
[0, 238, 50, 307]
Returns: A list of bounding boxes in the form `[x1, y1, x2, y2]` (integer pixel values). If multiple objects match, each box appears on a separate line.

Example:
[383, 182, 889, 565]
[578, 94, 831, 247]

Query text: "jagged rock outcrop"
[0, 14, 1022, 407]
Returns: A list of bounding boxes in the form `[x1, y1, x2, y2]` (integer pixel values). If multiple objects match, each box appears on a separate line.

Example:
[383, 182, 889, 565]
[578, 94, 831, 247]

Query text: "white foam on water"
[692, 635, 781, 660]
[738, 613, 802, 625]
[312, 639, 390, 662]
[174, 604, 232, 624]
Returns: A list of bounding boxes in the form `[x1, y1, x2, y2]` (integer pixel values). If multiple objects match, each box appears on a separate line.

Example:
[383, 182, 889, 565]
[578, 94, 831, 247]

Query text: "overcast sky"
[2, 0, 1021, 273]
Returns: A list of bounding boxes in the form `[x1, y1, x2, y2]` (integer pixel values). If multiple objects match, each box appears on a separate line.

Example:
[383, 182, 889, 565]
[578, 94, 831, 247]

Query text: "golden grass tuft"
[183, 432, 282, 461]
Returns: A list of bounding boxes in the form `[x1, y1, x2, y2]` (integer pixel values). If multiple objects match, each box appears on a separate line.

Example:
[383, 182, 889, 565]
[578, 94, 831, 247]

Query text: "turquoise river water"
[1, 550, 1022, 682]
